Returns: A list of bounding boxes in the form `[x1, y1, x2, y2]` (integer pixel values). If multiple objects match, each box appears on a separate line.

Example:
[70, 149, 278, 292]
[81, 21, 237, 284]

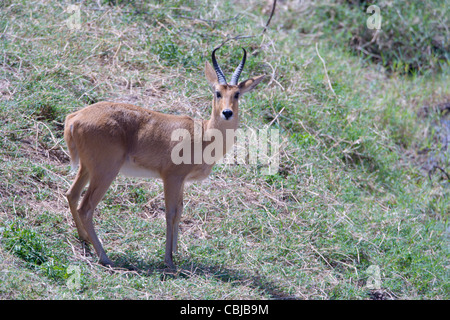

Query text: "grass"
[0, 0, 449, 299]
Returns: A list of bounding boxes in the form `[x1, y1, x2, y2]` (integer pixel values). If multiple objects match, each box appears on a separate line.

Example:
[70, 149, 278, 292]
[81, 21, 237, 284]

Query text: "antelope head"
[205, 47, 265, 128]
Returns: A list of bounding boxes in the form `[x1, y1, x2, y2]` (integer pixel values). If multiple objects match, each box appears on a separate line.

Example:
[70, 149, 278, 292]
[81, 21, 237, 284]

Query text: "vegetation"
[0, 0, 448, 299]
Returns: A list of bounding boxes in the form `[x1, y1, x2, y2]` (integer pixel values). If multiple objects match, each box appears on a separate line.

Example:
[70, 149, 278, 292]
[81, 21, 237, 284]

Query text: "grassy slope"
[0, 0, 448, 299]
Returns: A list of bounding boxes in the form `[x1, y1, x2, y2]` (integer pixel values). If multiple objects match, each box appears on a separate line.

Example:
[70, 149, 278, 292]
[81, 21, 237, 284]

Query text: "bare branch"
[262, 0, 277, 35]
[214, 35, 256, 51]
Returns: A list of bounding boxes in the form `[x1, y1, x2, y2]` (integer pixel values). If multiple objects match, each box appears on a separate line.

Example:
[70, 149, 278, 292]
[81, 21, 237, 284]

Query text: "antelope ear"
[205, 61, 218, 91]
[238, 75, 265, 94]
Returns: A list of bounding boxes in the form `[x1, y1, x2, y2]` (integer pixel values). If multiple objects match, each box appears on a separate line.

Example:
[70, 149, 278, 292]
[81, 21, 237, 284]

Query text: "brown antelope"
[64, 47, 265, 269]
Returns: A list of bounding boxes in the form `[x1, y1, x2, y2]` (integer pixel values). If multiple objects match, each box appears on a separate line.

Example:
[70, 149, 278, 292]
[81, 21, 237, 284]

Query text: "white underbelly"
[119, 161, 161, 179]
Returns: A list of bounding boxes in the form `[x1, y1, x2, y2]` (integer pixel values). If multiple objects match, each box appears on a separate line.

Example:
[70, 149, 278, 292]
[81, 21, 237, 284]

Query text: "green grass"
[0, 0, 449, 299]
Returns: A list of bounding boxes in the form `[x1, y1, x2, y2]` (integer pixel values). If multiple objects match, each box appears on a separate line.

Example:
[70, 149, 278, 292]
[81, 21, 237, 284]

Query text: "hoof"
[161, 266, 178, 280]
[164, 259, 177, 272]
[99, 258, 114, 268]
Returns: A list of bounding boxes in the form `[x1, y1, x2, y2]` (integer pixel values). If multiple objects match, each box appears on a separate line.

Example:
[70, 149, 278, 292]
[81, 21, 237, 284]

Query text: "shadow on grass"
[110, 253, 299, 300]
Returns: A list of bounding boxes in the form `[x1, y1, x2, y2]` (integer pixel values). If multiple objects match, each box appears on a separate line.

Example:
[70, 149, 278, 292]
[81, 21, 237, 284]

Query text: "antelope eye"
[216, 91, 222, 99]
[234, 92, 240, 99]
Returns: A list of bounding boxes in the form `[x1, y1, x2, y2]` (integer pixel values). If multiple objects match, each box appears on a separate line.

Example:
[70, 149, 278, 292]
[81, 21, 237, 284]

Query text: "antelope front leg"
[163, 176, 184, 270]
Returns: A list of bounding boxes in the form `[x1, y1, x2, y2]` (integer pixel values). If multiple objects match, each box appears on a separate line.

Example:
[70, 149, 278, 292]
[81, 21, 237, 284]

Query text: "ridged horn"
[229, 48, 247, 85]
[211, 48, 227, 85]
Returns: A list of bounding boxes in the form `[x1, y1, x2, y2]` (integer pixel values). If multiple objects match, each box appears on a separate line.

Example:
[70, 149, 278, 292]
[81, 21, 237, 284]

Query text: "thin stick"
[176, 13, 241, 25]
[262, 0, 277, 34]
[266, 106, 285, 128]
[213, 0, 277, 50]
[315, 42, 336, 97]
[214, 34, 256, 51]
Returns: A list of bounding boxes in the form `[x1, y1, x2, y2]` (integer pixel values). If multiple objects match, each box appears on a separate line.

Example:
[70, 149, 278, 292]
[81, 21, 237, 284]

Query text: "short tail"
[64, 117, 79, 172]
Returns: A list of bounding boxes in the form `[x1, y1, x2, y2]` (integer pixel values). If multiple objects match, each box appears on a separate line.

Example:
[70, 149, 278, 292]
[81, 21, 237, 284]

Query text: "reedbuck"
[64, 48, 264, 269]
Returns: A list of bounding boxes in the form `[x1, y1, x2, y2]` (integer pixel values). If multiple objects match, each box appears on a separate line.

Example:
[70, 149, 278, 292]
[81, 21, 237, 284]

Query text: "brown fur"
[64, 60, 264, 269]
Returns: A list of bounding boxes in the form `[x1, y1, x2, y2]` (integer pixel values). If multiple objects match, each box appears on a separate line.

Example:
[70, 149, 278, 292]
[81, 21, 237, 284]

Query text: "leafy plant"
[1, 221, 68, 283]
[2, 222, 48, 266]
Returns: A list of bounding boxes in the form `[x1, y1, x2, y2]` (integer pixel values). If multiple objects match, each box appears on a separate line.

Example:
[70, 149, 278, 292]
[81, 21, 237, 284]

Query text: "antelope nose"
[222, 109, 233, 120]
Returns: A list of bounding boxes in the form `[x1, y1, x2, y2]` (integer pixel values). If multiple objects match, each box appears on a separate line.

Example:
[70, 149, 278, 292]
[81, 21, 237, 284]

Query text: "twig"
[310, 244, 333, 269]
[315, 42, 336, 97]
[34, 120, 71, 160]
[0, 22, 8, 39]
[176, 13, 241, 25]
[266, 106, 285, 128]
[156, 20, 174, 34]
[214, 34, 256, 51]
[264, 61, 284, 90]
[359, 28, 380, 49]
[213, 0, 276, 50]
[262, 0, 277, 34]
[428, 165, 450, 184]
[434, 166, 450, 180]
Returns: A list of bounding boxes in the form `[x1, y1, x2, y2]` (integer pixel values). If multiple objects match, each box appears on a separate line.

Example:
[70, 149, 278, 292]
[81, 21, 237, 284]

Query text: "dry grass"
[0, 0, 449, 300]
